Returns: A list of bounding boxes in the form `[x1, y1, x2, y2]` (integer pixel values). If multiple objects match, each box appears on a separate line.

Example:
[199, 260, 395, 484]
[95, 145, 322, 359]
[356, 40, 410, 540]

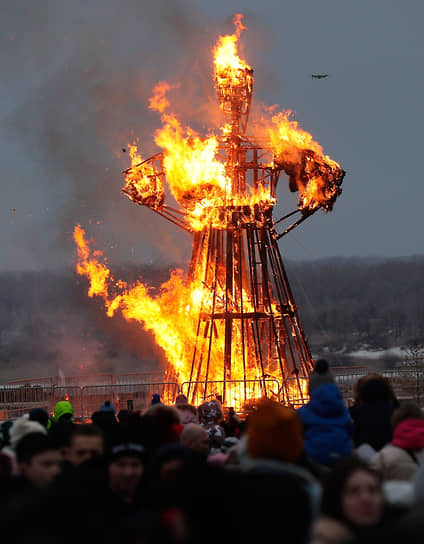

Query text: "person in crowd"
[15, 432, 63, 491]
[29, 408, 51, 430]
[100, 400, 116, 413]
[352, 373, 399, 409]
[222, 406, 242, 437]
[350, 375, 396, 451]
[0, 432, 63, 534]
[51, 431, 149, 544]
[175, 393, 189, 405]
[314, 456, 387, 544]
[106, 440, 146, 507]
[90, 405, 118, 449]
[371, 402, 424, 481]
[1, 414, 47, 475]
[53, 400, 74, 424]
[180, 423, 210, 458]
[48, 401, 75, 455]
[9, 414, 47, 450]
[236, 399, 319, 542]
[151, 393, 162, 405]
[175, 401, 199, 425]
[64, 424, 104, 467]
[142, 403, 183, 454]
[198, 398, 226, 453]
[298, 359, 354, 467]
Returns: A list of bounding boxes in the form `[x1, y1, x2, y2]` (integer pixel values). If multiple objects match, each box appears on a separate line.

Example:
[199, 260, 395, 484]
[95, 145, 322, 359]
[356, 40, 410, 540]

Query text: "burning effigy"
[74, 15, 345, 409]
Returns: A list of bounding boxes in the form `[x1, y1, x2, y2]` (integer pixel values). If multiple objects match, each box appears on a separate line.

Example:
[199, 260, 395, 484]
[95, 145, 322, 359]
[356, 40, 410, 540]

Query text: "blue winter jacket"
[297, 383, 354, 466]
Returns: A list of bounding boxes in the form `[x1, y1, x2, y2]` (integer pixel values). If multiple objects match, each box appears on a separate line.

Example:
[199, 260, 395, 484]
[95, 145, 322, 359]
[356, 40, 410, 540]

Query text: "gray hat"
[308, 359, 334, 395]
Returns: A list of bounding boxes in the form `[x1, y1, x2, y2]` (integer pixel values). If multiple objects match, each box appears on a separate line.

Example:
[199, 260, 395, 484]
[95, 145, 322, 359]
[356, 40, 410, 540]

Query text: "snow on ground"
[346, 347, 404, 360]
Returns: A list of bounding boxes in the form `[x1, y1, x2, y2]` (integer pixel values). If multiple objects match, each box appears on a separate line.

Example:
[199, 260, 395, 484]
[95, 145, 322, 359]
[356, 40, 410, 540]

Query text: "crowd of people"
[1, 359, 424, 543]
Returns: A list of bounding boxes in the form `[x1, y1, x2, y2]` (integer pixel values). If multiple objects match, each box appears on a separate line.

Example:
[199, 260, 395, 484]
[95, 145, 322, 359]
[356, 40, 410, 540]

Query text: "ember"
[74, 14, 345, 410]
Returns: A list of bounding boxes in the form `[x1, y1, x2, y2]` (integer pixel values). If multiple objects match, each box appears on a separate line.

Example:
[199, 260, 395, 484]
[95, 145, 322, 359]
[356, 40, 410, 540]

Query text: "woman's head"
[321, 457, 384, 529]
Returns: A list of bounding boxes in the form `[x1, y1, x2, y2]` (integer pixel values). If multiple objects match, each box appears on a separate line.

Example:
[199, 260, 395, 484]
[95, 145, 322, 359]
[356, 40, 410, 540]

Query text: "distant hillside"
[0, 256, 423, 379]
[286, 255, 424, 362]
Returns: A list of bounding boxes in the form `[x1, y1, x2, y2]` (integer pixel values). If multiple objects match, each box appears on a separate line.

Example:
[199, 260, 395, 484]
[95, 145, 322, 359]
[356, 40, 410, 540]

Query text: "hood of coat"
[392, 418, 424, 450]
[308, 383, 347, 418]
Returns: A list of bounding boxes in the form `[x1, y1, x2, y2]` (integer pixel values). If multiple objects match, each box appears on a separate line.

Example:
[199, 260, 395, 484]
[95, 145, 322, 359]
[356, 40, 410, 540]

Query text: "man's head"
[107, 442, 146, 502]
[16, 433, 62, 489]
[181, 423, 210, 457]
[64, 424, 104, 467]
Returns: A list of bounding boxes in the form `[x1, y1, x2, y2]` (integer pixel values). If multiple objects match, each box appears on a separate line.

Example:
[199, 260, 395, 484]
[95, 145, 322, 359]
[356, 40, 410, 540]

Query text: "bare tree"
[401, 342, 424, 405]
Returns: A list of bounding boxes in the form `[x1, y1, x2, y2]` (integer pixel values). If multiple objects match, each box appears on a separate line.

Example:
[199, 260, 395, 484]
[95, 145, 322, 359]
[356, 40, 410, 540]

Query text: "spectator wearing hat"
[239, 399, 319, 542]
[107, 440, 146, 506]
[53, 400, 74, 424]
[100, 400, 116, 413]
[49, 401, 75, 454]
[1, 414, 48, 476]
[298, 359, 354, 467]
[371, 403, 424, 482]
[29, 408, 51, 430]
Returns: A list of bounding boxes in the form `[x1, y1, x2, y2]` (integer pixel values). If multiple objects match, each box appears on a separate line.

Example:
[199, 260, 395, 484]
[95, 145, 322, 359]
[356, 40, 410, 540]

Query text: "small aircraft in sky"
[312, 74, 329, 79]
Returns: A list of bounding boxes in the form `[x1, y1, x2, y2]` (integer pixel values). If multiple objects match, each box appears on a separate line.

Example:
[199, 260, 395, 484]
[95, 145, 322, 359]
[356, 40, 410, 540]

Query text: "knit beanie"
[100, 401, 116, 413]
[247, 399, 303, 463]
[308, 359, 334, 395]
[29, 408, 50, 429]
[54, 401, 74, 423]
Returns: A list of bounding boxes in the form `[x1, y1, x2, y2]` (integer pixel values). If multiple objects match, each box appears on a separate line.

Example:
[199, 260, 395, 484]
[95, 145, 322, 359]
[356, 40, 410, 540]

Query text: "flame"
[74, 226, 283, 395]
[266, 111, 344, 212]
[75, 16, 344, 409]
[214, 14, 251, 82]
[149, 81, 178, 113]
[122, 143, 164, 210]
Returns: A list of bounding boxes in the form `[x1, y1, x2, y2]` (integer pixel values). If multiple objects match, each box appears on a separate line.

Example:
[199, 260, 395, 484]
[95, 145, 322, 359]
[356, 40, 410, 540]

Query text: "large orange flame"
[76, 16, 344, 409]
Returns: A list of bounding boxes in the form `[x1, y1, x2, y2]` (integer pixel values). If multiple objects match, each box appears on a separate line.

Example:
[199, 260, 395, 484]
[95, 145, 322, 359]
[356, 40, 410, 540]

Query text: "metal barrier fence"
[81, 383, 180, 419]
[4, 377, 54, 388]
[0, 385, 83, 421]
[181, 379, 281, 412]
[5, 372, 166, 388]
[2, 369, 424, 422]
[280, 377, 309, 408]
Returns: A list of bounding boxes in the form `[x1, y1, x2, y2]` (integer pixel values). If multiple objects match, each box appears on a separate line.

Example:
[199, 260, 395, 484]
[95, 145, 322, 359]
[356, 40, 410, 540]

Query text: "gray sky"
[2, 0, 423, 271]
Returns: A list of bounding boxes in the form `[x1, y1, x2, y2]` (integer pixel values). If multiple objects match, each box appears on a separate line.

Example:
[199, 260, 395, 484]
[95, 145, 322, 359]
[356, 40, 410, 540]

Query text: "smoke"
[2, 0, 220, 269]
[0, 3, 280, 377]
[0, 268, 164, 381]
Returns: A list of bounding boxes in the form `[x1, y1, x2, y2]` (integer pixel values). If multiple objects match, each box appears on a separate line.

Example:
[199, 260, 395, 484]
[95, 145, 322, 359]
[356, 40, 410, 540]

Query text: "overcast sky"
[2, 0, 423, 271]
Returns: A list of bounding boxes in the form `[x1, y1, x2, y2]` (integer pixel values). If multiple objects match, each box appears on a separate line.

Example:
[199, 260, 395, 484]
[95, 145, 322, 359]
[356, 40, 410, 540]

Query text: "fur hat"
[247, 400, 303, 463]
[10, 415, 47, 450]
[308, 359, 334, 395]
